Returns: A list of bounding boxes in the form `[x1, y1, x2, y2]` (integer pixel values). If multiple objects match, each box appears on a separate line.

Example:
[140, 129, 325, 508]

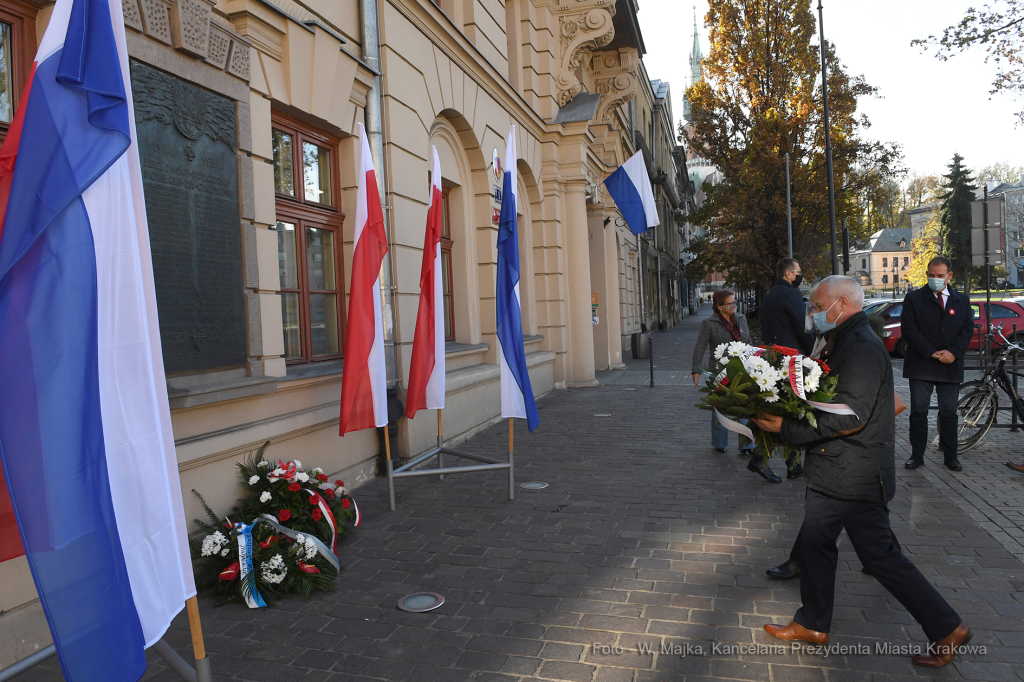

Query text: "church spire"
[684, 7, 703, 123]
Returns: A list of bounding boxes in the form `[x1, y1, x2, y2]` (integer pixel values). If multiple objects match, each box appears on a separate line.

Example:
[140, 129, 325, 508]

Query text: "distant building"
[850, 228, 912, 296]
[907, 202, 939, 240]
[986, 178, 1024, 286]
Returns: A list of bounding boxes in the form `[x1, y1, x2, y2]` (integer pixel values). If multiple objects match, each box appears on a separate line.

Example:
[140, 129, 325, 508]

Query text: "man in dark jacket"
[900, 256, 974, 471]
[753, 276, 969, 668]
[760, 258, 815, 355]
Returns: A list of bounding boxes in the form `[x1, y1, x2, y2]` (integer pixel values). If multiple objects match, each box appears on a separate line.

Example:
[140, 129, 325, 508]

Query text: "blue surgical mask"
[812, 300, 843, 333]
[927, 277, 947, 292]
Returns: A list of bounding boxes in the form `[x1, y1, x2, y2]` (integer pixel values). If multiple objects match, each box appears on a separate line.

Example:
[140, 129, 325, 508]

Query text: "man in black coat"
[753, 276, 969, 668]
[760, 258, 815, 355]
[900, 256, 975, 471]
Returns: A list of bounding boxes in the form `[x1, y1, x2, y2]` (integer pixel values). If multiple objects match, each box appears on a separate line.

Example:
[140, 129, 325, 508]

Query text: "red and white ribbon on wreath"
[327, 484, 361, 528]
[303, 489, 339, 556]
[806, 400, 858, 417]
[789, 355, 807, 400]
[714, 408, 754, 440]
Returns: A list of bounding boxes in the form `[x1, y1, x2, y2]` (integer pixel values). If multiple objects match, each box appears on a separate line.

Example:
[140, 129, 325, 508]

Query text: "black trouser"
[794, 489, 961, 641]
[789, 519, 901, 562]
[909, 379, 959, 459]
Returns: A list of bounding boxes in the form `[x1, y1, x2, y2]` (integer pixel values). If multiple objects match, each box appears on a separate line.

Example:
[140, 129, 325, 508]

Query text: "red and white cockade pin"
[949, 308, 956, 315]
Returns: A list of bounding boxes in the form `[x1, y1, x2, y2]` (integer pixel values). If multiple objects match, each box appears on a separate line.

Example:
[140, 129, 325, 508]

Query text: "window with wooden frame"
[439, 188, 455, 341]
[0, 0, 37, 145]
[271, 113, 345, 364]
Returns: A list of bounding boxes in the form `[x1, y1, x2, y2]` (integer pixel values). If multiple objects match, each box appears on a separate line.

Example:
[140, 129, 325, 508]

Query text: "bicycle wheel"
[957, 388, 997, 453]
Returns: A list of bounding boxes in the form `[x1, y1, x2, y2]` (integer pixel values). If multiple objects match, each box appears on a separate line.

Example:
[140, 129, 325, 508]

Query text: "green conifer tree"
[939, 153, 977, 292]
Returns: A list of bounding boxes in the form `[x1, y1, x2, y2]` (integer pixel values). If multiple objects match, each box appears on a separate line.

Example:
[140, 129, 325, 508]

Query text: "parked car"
[880, 300, 1024, 358]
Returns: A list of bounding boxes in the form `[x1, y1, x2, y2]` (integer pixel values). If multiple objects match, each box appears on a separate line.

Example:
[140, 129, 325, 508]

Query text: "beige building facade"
[0, 0, 690, 665]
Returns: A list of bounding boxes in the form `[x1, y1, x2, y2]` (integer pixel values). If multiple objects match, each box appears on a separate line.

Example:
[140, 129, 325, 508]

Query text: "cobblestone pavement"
[22, 306, 1024, 682]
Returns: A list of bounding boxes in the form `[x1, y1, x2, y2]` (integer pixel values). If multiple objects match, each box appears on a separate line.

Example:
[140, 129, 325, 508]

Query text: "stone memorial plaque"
[131, 60, 246, 374]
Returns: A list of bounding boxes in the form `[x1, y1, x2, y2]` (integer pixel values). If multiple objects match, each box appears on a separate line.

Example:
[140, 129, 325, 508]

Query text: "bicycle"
[956, 327, 1024, 453]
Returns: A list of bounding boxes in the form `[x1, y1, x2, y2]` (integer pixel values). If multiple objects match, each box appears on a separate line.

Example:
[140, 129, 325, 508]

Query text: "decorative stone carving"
[555, 0, 616, 107]
[591, 48, 640, 126]
[225, 42, 251, 82]
[138, 0, 173, 45]
[122, 0, 144, 33]
[128, 0, 251, 83]
[169, 0, 215, 58]
[205, 22, 232, 70]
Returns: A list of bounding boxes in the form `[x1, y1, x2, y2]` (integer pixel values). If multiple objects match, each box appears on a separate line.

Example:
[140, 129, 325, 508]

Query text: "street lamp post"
[892, 260, 898, 300]
[818, 0, 839, 275]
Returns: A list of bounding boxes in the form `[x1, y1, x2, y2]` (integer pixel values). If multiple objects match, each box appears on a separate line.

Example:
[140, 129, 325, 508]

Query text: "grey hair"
[817, 275, 864, 309]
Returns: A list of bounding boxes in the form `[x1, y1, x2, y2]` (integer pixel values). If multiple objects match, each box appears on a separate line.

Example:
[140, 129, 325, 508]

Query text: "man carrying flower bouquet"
[753, 276, 970, 669]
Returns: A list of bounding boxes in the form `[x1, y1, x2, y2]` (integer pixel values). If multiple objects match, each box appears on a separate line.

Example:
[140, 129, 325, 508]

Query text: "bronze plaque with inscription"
[131, 61, 246, 374]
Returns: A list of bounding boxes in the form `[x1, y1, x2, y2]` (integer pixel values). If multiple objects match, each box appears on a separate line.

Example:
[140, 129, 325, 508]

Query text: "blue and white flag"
[496, 126, 539, 432]
[602, 150, 660, 235]
[0, 1, 195, 680]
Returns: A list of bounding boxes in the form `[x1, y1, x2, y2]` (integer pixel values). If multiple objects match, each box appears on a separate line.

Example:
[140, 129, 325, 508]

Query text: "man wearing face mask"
[752, 275, 969, 668]
[760, 258, 815, 356]
[899, 257, 974, 472]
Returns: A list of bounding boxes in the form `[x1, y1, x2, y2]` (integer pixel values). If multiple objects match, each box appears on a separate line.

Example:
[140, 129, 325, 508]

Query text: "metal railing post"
[1014, 324, 1019, 432]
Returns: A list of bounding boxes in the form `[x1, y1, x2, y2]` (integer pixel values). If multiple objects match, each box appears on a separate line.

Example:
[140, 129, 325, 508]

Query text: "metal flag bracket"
[384, 410, 515, 511]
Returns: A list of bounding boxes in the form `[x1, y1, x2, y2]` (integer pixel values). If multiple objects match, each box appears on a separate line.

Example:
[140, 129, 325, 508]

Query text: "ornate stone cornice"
[590, 48, 639, 127]
[555, 0, 616, 107]
[124, 0, 251, 81]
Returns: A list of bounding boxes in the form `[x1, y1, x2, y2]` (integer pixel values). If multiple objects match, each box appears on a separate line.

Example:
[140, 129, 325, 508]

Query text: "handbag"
[894, 392, 907, 416]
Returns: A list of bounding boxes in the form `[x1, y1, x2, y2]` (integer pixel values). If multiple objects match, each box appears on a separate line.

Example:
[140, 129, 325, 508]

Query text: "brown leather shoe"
[1007, 462, 1024, 474]
[764, 621, 829, 645]
[912, 621, 971, 668]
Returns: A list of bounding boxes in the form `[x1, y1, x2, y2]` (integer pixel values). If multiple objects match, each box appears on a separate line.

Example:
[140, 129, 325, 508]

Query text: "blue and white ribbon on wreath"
[232, 522, 268, 609]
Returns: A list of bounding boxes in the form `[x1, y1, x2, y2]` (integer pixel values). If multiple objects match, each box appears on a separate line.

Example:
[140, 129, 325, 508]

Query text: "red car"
[881, 300, 1024, 357]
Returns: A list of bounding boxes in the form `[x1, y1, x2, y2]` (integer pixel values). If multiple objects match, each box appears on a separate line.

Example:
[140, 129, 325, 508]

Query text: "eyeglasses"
[720, 304, 737, 310]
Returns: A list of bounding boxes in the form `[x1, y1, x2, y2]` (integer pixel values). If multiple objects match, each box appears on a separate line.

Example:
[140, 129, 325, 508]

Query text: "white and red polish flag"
[339, 123, 389, 434]
[405, 146, 446, 418]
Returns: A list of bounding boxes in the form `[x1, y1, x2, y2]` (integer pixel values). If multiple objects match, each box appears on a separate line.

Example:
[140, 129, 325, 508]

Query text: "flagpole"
[384, 427, 396, 511]
[508, 418, 515, 501]
[437, 410, 444, 480]
[186, 596, 212, 682]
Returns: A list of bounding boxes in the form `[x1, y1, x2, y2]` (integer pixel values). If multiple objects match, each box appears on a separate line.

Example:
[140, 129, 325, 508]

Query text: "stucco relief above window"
[590, 48, 639, 126]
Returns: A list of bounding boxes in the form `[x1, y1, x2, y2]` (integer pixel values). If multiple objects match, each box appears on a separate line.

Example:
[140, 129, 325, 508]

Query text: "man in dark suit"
[757, 258, 814, 484]
[760, 258, 815, 355]
[753, 275, 970, 668]
[900, 256, 975, 471]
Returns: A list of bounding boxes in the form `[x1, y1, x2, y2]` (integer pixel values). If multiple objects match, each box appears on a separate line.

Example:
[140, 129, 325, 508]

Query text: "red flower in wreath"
[334, 480, 345, 487]
[259, 535, 279, 549]
[815, 359, 831, 375]
[278, 509, 291, 522]
[341, 498, 351, 510]
[288, 482, 301, 492]
[298, 562, 320, 574]
[311, 508, 323, 521]
[323, 488, 335, 498]
[720, 376, 730, 386]
[771, 345, 801, 357]
[316, 473, 328, 482]
[308, 493, 323, 506]
[219, 562, 240, 581]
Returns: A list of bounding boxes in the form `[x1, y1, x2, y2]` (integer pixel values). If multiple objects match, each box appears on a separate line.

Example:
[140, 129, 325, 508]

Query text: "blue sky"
[639, 0, 1023, 178]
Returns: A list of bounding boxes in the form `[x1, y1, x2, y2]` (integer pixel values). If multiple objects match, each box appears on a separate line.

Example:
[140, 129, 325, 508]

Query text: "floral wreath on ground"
[190, 442, 360, 606]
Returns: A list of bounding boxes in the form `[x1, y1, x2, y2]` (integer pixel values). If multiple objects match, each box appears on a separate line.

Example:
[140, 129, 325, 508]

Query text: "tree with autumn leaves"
[682, 0, 903, 289]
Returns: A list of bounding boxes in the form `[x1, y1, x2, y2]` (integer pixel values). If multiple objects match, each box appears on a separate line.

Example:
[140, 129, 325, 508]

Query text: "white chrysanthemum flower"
[271, 468, 285, 477]
[756, 376, 772, 389]
[802, 357, 815, 368]
[248, 475, 260, 486]
[293, 460, 302, 470]
[313, 467, 323, 475]
[295, 534, 306, 544]
[303, 538, 318, 560]
[296, 472, 310, 483]
[261, 554, 287, 584]
[764, 393, 780, 403]
[714, 344, 727, 360]
[221, 548, 230, 557]
[201, 531, 227, 557]
[260, 491, 272, 503]
[258, 461, 270, 468]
